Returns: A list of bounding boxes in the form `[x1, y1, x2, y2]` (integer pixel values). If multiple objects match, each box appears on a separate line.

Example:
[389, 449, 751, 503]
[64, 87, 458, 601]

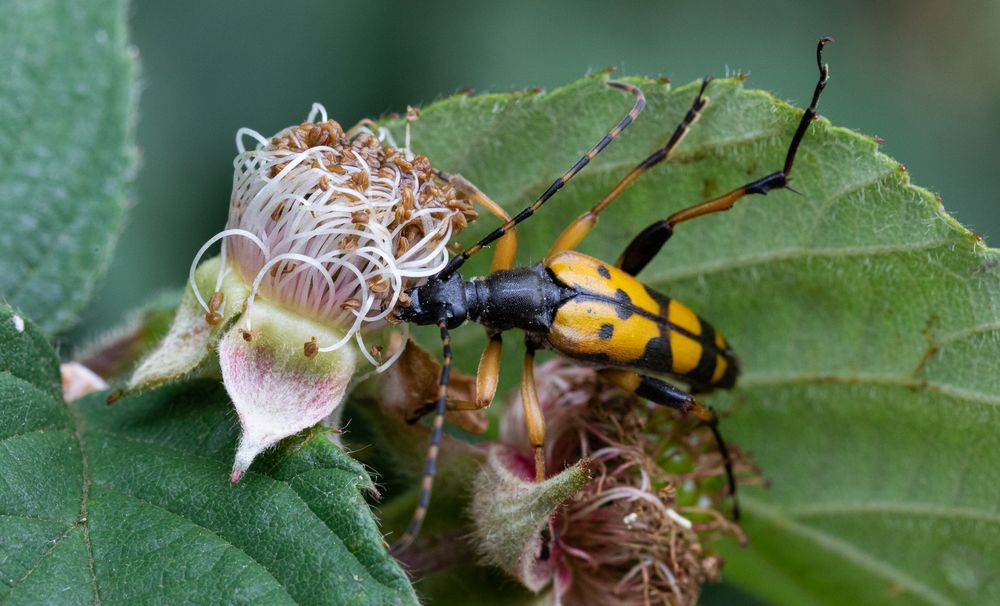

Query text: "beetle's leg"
[391, 321, 452, 555]
[520, 342, 547, 482]
[617, 38, 832, 277]
[437, 81, 646, 280]
[600, 368, 740, 521]
[547, 77, 712, 260]
[473, 332, 503, 408]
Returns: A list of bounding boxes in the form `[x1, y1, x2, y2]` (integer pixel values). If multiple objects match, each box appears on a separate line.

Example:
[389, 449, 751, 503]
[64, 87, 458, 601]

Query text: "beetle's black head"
[394, 272, 469, 329]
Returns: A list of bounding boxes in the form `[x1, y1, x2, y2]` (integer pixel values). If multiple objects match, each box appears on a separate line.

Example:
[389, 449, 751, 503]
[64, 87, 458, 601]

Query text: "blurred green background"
[70, 0, 1000, 347]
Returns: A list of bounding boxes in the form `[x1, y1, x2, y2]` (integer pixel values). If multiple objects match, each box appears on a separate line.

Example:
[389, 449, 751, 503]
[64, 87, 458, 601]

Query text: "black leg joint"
[744, 171, 787, 196]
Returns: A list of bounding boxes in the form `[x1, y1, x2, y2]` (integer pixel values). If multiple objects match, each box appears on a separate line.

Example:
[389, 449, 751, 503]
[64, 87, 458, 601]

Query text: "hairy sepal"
[127, 256, 247, 392]
[470, 445, 590, 593]
[221, 298, 357, 482]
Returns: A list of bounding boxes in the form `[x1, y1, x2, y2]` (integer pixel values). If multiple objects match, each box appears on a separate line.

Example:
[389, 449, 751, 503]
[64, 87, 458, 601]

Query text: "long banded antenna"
[438, 80, 646, 279]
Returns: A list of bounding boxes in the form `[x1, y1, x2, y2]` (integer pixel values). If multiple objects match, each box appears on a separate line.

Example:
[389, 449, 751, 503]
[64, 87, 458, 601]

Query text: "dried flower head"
[479, 359, 747, 606]
[189, 103, 476, 369]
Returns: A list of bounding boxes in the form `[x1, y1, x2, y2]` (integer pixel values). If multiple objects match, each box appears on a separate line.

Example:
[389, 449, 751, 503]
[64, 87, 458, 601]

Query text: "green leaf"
[0, 304, 417, 605]
[387, 74, 1000, 605]
[0, 0, 136, 334]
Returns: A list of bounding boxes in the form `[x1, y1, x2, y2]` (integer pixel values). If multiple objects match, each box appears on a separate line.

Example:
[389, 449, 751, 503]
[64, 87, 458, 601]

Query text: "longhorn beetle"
[391, 39, 833, 553]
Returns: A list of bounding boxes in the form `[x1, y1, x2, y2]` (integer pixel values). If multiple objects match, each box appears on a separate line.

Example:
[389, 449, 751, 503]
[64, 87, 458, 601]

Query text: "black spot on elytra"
[614, 289, 633, 319]
[597, 264, 611, 279]
[641, 334, 671, 372]
[598, 323, 614, 340]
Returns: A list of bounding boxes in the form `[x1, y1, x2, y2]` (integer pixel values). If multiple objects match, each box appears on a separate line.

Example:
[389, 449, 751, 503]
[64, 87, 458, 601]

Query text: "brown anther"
[401, 186, 414, 210]
[369, 344, 384, 360]
[270, 163, 287, 178]
[239, 328, 256, 342]
[394, 156, 413, 172]
[341, 299, 361, 310]
[395, 235, 410, 257]
[604, 65, 618, 74]
[450, 213, 468, 230]
[281, 263, 297, 275]
[461, 87, 475, 95]
[304, 337, 319, 359]
[351, 170, 370, 192]
[340, 234, 359, 251]
[368, 277, 389, 293]
[323, 121, 342, 141]
[351, 210, 369, 224]
[898, 163, 907, 173]
[307, 125, 328, 147]
[270, 203, 285, 222]
[318, 175, 330, 191]
[657, 76, 672, 85]
[208, 291, 224, 313]
[450, 241, 463, 252]
[397, 291, 411, 306]
[205, 293, 225, 326]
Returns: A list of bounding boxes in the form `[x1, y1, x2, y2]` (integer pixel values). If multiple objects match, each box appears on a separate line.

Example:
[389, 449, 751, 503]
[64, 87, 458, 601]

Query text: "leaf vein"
[739, 372, 1000, 407]
[67, 405, 100, 605]
[745, 497, 956, 606]
[786, 501, 1000, 526]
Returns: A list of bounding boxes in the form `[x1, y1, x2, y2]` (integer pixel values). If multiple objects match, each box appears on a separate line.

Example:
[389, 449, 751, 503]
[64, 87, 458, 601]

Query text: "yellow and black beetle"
[392, 39, 833, 553]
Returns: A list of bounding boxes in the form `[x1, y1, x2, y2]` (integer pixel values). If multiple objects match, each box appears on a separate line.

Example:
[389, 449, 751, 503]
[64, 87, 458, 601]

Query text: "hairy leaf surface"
[0, 304, 416, 605]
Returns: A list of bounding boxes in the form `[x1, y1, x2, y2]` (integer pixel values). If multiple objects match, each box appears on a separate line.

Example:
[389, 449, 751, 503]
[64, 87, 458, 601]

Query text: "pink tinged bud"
[470, 446, 590, 593]
[220, 297, 357, 481]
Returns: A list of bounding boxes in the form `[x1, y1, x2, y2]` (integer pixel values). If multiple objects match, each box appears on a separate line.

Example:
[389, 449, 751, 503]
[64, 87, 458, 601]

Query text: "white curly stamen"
[193, 103, 472, 369]
[189, 228, 269, 312]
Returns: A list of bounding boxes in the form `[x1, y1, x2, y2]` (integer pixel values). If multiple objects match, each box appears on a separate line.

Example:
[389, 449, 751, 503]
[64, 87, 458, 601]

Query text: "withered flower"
[473, 359, 746, 606]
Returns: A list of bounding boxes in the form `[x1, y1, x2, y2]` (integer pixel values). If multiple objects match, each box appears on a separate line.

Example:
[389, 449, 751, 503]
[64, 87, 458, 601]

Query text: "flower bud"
[470, 447, 590, 592]
[221, 298, 356, 482]
[125, 104, 474, 479]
